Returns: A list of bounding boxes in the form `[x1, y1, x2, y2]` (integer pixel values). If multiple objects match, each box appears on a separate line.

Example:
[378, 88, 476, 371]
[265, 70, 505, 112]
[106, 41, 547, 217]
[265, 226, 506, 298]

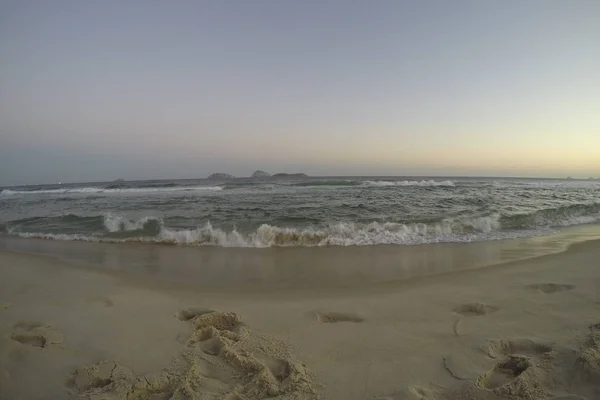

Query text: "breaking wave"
[492, 180, 600, 189]
[4, 202, 600, 247]
[5, 217, 504, 247]
[362, 180, 455, 187]
[0, 186, 223, 196]
[291, 180, 359, 187]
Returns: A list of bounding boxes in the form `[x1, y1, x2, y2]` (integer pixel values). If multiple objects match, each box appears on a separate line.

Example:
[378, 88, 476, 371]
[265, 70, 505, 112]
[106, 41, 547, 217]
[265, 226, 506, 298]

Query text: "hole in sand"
[453, 303, 499, 317]
[266, 359, 292, 382]
[315, 312, 364, 323]
[527, 283, 575, 294]
[202, 337, 223, 356]
[196, 327, 215, 342]
[90, 378, 112, 389]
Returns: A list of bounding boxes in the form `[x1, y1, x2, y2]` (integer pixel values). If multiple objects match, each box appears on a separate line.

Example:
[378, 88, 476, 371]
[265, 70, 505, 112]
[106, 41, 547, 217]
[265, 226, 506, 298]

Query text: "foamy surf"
[3, 177, 600, 248]
[362, 180, 455, 187]
[5, 218, 511, 247]
[0, 186, 223, 196]
[6, 209, 599, 248]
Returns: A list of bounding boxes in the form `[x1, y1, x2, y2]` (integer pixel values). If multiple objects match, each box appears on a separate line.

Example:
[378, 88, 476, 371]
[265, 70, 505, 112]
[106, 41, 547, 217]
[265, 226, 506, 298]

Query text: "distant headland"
[251, 170, 270, 179]
[206, 171, 309, 180]
[206, 173, 235, 180]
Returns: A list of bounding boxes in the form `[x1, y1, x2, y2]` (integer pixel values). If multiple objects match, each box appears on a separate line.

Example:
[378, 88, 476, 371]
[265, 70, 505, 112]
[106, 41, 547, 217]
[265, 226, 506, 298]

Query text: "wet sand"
[0, 237, 599, 399]
[2, 223, 600, 291]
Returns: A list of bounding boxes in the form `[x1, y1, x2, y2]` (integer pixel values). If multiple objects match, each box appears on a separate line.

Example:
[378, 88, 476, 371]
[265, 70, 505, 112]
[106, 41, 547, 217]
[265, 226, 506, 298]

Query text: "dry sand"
[0, 239, 599, 399]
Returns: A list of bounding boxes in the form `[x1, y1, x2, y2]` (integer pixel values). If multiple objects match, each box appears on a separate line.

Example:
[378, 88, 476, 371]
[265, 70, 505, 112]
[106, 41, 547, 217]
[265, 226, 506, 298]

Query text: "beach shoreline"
[1, 236, 599, 399]
[2, 222, 600, 292]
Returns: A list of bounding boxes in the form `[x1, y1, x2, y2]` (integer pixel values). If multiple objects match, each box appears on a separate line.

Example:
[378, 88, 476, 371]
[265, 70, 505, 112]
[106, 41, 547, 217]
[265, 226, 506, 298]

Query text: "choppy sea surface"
[2, 177, 600, 247]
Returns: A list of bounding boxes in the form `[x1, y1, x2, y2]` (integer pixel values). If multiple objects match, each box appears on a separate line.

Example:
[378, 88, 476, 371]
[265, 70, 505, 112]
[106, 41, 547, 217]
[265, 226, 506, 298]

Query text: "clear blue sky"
[1, 1, 599, 185]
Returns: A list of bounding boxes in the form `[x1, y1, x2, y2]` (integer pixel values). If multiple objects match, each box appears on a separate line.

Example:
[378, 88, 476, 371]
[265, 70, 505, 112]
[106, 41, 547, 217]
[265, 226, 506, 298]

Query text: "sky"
[1, 1, 599, 185]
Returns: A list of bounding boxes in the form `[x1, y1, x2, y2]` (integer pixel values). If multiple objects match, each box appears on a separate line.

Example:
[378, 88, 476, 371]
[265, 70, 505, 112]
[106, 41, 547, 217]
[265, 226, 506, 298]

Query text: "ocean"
[2, 176, 600, 248]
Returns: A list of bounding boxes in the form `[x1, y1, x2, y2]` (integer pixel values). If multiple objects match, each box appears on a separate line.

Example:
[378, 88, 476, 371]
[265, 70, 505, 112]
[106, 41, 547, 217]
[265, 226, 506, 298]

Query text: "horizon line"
[3, 174, 599, 188]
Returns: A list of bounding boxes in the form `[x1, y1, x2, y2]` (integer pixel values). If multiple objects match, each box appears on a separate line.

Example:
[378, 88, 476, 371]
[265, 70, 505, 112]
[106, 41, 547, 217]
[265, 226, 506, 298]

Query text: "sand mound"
[176, 307, 215, 322]
[576, 332, 600, 381]
[69, 310, 317, 400]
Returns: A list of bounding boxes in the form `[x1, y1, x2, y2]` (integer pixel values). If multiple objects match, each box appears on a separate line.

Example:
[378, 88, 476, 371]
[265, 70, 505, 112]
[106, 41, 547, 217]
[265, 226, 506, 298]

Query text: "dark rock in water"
[207, 173, 235, 180]
[271, 173, 309, 179]
[251, 170, 271, 179]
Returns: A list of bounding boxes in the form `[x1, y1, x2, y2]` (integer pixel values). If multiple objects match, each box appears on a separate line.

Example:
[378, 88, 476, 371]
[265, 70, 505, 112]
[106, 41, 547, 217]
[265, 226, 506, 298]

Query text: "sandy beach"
[1, 239, 599, 400]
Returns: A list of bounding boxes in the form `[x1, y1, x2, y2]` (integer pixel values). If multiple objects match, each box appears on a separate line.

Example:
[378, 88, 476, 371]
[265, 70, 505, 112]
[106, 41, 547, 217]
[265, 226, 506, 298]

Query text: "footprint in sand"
[71, 309, 317, 399]
[527, 283, 575, 294]
[314, 311, 364, 323]
[474, 337, 555, 394]
[483, 338, 555, 359]
[452, 303, 499, 336]
[186, 311, 245, 356]
[10, 321, 64, 349]
[255, 354, 293, 383]
[67, 360, 132, 392]
[453, 303, 499, 317]
[476, 355, 531, 390]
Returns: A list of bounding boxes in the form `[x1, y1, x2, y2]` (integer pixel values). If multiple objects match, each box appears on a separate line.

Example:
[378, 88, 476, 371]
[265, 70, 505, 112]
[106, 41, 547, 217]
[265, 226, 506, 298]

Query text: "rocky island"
[206, 173, 235, 180]
[251, 170, 271, 179]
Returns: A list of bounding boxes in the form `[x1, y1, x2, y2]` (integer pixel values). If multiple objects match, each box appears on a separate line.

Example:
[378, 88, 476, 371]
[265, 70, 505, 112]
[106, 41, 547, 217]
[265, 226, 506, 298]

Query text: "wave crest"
[4, 202, 600, 247]
[5, 216, 505, 247]
[103, 214, 162, 235]
[0, 186, 223, 196]
[362, 180, 455, 187]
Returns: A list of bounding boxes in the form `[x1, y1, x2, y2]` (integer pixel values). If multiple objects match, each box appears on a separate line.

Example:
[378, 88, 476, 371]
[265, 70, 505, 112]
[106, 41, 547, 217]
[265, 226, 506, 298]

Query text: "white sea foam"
[103, 214, 162, 232]
[552, 213, 600, 227]
[492, 180, 600, 189]
[362, 180, 455, 187]
[5, 216, 508, 247]
[6, 207, 600, 247]
[8, 232, 103, 242]
[0, 186, 223, 196]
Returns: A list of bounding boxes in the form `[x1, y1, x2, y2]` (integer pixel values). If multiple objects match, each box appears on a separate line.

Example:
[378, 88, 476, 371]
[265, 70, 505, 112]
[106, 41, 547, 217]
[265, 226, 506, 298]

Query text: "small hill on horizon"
[207, 173, 235, 180]
[251, 170, 271, 179]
